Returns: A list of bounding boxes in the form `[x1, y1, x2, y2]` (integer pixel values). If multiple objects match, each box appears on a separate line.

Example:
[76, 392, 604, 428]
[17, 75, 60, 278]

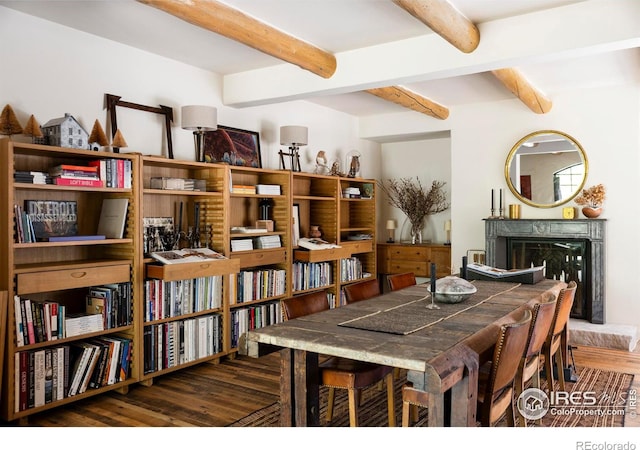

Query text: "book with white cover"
[97, 198, 129, 238]
[150, 247, 227, 265]
[297, 237, 341, 250]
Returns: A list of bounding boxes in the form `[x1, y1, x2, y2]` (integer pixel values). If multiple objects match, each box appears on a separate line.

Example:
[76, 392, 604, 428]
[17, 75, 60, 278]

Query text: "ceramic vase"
[309, 225, 322, 238]
[582, 207, 602, 218]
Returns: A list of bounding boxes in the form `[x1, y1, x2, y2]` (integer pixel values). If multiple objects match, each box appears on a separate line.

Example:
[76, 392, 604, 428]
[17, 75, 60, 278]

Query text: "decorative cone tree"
[89, 119, 109, 150]
[23, 114, 43, 143]
[0, 104, 24, 138]
[112, 129, 128, 150]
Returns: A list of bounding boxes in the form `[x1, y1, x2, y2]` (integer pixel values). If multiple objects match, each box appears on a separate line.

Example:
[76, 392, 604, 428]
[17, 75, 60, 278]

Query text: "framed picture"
[203, 125, 262, 168]
[292, 204, 300, 247]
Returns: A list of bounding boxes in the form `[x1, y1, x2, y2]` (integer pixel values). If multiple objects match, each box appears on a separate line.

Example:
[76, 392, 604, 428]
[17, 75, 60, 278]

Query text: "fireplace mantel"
[485, 219, 606, 324]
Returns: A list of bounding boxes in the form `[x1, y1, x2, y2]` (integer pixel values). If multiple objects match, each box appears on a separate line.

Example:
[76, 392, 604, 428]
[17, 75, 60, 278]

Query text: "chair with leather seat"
[541, 281, 577, 395]
[514, 292, 557, 426]
[400, 309, 532, 427]
[387, 272, 417, 291]
[281, 290, 396, 427]
[343, 278, 380, 304]
[476, 309, 532, 427]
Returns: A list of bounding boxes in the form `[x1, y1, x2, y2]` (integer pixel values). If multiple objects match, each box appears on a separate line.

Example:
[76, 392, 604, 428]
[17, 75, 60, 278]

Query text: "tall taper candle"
[462, 256, 468, 280]
[430, 263, 437, 294]
[499, 188, 503, 210]
[491, 189, 495, 210]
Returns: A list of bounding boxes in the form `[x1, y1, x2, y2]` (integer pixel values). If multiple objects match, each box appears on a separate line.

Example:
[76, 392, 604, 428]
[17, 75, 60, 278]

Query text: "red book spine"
[116, 159, 125, 188]
[53, 177, 104, 187]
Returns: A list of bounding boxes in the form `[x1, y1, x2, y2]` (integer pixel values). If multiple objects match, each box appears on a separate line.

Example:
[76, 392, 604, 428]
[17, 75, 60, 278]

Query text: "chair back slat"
[524, 293, 557, 358]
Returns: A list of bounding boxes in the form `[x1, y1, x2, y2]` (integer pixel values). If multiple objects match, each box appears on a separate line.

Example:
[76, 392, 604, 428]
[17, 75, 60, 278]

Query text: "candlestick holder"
[488, 208, 499, 219]
[498, 207, 506, 219]
[426, 292, 440, 310]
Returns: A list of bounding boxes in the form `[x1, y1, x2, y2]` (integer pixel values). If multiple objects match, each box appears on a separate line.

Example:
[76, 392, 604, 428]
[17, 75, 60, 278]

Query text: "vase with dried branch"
[378, 177, 449, 244]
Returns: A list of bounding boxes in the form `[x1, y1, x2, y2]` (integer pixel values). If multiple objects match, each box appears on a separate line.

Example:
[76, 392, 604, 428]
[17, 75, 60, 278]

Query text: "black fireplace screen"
[507, 238, 588, 319]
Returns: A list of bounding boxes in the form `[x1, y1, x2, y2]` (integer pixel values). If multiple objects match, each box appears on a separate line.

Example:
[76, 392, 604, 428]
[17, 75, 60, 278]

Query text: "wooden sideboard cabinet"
[377, 243, 451, 279]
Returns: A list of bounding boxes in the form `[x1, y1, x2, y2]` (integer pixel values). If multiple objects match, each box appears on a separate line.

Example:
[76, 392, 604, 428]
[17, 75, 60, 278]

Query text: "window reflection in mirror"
[505, 130, 588, 208]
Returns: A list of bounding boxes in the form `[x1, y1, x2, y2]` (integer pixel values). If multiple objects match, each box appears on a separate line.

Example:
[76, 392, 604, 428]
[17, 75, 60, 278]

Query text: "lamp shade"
[181, 105, 217, 131]
[280, 125, 308, 146]
[386, 219, 397, 230]
[444, 220, 452, 231]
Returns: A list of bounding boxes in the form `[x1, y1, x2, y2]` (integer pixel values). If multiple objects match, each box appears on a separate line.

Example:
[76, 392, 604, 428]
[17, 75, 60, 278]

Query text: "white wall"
[0, 6, 381, 176]
[362, 84, 640, 330]
[379, 137, 451, 245]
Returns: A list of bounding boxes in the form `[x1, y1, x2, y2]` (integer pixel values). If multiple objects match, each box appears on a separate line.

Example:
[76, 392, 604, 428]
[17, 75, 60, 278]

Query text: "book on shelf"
[24, 200, 78, 241]
[14, 170, 51, 184]
[231, 226, 268, 234]
[64, 313, 104, 338]
[231, 184, 256, 194]
[150, 176, 206, 191]
[49, 164, 98, 176]
[297, 237, 341, 250]
[150, 247, 227, 265]
[253, 235, 281, 249]
[46, 235, 106, 242]
[231, 238, 254, 252]
[96, 198, 129, 239]
[255, 184, 281, 195]
[53, 177, 104, 187]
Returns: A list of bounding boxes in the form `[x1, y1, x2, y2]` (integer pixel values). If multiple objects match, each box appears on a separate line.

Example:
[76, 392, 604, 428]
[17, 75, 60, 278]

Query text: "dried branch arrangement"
[378, 177, 449, 227]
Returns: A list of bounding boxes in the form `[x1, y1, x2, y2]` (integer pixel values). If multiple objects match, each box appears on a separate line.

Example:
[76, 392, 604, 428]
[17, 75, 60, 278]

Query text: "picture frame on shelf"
[203, 125, 262, 168]
[292, 204, 300, 247]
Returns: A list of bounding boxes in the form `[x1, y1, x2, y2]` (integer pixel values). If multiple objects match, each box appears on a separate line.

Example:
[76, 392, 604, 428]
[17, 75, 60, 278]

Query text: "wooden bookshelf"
[1, 138, 139, 422]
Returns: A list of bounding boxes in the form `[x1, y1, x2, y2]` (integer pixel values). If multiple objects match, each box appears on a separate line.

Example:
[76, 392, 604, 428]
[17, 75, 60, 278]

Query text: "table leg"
[279, 348, 320, 426]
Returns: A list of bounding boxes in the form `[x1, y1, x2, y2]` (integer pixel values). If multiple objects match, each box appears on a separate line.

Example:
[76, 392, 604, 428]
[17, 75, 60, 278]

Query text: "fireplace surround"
[485, 219, 606, 324]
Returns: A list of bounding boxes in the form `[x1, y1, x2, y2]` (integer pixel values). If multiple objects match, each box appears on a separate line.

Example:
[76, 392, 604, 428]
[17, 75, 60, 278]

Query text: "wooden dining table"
[240, 278, 566, 427]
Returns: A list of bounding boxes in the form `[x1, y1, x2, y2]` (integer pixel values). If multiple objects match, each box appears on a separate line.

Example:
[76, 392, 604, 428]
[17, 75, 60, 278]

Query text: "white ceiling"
[1, 0, 639, 117]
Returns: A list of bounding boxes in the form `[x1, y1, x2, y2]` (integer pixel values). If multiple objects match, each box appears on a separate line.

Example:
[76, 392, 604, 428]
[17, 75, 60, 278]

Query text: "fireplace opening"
[507, 238, 589, 320]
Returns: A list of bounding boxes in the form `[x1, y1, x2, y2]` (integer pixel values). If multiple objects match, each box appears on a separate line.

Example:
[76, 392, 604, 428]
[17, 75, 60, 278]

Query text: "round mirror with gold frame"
[505, 130, 588, 208]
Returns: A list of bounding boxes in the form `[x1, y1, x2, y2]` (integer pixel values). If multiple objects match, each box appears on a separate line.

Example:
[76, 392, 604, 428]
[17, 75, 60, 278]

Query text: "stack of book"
[231, 238, 253, 251]
[49, 164, 103, 187]
[256, 184, 281, 195]
[254, 235, 281, 249]
[150, 177, 206, 191]
[343, 187, 361, 198]
[232, 184, 256, 194]
[14, 171, 51, 184]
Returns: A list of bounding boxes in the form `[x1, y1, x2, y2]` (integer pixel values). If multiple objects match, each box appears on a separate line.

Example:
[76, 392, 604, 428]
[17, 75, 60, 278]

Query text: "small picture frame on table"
[203, 125, 261, 168]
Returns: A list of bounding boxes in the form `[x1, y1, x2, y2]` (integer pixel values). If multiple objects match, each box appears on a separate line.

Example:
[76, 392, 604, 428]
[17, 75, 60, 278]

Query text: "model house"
[0, 0, 639, 433]
[40, 113, 89, 149]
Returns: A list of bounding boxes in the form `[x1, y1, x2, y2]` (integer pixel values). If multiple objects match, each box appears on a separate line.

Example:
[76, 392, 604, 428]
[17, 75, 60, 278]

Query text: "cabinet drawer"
[390, 247, 429, 261]
[146, 258, 240, 282]
[390, 261, 428, 277]
[17, 263, 130, 295]
[231, 248, 286, 268]
[340, 240, 373, 254]
[294, 246, 351, 263]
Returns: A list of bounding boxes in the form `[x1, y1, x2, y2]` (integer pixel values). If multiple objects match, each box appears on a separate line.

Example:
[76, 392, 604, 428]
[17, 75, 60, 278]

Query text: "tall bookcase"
[226, 166, 291, 350]
[0, 142, 378, 421]
[0, 139, 139, 422]
[291, 173, 376, 308]
[138, 157, 239, 383]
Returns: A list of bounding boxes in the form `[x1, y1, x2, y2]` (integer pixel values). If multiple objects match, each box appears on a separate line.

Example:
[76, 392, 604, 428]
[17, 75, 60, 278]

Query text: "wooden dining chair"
[541, 281, 577, 395]
[281, 290, 396, 427]
[514, 292, 557, 426]
[343, 278, 380, 304]
[387, 272, 417, 291]
[476, 309, 532, 427]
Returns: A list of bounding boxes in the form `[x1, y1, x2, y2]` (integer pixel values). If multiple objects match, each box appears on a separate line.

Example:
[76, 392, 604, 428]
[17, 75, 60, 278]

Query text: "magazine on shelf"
[150, 247, 227, 265]
[297, 237, 341, 250]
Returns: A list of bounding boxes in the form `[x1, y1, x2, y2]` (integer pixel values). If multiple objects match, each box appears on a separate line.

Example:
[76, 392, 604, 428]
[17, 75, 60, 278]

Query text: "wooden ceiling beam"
[393, 0, 479, 53]
[137, 0, 337, 79]
[491, 68, 553, 114]
[366, 86, 449, 119]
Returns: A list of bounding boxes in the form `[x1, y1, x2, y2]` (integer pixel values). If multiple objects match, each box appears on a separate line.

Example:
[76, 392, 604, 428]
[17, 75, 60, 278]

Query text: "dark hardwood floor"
[3, 344, 639, 427]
